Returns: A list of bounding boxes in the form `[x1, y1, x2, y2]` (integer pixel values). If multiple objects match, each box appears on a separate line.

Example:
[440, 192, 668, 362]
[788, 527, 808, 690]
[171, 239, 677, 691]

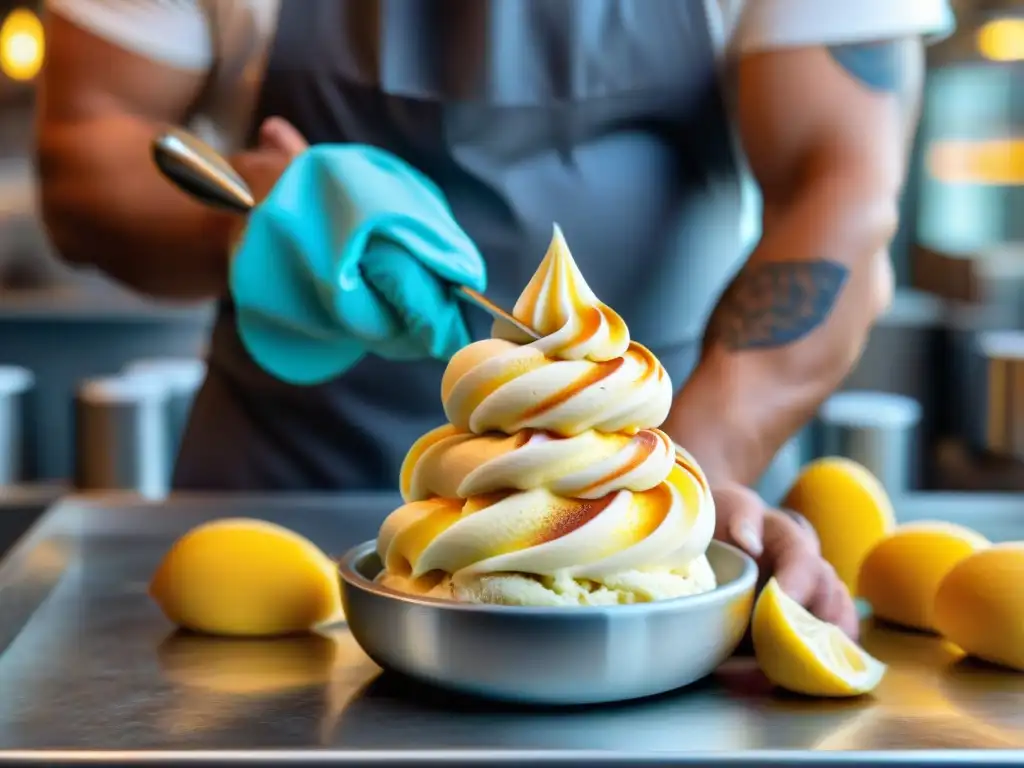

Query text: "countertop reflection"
[0, 494, 1023, 764]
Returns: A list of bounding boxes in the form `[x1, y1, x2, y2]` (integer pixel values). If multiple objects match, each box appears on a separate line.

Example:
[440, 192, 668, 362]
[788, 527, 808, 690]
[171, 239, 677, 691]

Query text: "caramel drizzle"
[574, 429, 664, 495]
[518, 357, 624, 430]
[546, 303, 603, 357]
[515, 239, 623, 357]
[628, 342, 662, 383]
[531, 494, 616, 546]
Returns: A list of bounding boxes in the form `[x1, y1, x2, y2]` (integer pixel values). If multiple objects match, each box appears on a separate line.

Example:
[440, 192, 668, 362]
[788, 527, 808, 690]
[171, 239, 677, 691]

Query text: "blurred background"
[0, 0, 1022, 510]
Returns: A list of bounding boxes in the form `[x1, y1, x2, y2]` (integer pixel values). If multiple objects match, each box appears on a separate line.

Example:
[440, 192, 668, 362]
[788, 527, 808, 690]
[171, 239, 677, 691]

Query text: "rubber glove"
[230, 144, 486, 386]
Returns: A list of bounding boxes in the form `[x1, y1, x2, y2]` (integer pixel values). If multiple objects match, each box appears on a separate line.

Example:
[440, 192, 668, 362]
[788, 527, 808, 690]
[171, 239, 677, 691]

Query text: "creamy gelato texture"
[375, 226, 717, 606]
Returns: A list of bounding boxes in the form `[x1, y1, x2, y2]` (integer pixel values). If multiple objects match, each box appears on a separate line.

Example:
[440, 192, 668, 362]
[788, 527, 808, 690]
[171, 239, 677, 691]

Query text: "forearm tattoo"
[703, 39, 922, 354]
[705, 261, 850, 351]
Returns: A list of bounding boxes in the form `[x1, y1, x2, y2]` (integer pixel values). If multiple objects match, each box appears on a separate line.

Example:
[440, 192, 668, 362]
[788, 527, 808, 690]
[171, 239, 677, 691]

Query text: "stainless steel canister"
[123, 358, 206, 465]
[74, 376, 170, 499]
[818, 391, 923, 497]
[0, 366, 33, 486]
[976, 330, 1024, 462]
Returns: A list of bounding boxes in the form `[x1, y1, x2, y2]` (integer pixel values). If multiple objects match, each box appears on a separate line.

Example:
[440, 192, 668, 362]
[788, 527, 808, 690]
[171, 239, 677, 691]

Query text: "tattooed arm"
[665, 37, 925, 486]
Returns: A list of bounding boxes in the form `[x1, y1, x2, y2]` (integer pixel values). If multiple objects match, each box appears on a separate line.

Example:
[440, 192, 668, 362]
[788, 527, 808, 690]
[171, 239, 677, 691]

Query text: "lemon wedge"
[752, 578, 886, 697]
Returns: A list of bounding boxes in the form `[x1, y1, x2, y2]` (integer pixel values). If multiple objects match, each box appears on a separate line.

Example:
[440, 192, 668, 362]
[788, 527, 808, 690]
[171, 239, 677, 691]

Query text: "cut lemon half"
[752, 578, 886, 697]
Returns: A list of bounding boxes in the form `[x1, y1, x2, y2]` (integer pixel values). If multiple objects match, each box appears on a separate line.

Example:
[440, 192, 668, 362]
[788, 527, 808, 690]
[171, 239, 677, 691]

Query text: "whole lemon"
[934, 544, 1024, 671]
[782, 457, 895, 594]
[149, 518, 344, 637]
[859, 522, 988, 632]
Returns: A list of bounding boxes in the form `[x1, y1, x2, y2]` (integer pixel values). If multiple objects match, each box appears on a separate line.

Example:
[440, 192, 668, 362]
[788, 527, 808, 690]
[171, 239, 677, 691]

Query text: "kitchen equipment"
[818, 391, 923, 496]
[123, 358, 206, 464]
[337, 539, 757, 706]
[942, 301, 1009, 448]
[74, 375, 170, 499]
[0, 364, 31, 486]
[976, 330, 1024, 461]
[151, 127, 540, 341]
[151, 128, 253, 214]
[916, 7, 1024, 256]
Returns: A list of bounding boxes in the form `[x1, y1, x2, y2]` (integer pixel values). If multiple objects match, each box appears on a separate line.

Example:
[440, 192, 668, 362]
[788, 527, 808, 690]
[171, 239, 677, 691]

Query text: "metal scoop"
[151, 127, 540, 340]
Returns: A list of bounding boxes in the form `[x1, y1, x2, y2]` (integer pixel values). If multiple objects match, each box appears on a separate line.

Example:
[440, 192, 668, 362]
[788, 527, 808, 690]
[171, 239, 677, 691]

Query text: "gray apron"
[175, 0, 783, 494]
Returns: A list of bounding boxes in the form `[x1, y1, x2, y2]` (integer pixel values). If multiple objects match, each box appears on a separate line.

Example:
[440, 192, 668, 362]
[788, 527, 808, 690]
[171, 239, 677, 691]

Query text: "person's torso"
[176, 0, 748, 491]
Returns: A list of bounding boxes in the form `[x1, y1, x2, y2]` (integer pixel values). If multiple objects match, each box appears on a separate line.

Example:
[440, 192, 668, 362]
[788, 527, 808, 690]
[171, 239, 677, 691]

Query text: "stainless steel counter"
[0, 482, 64, 557]
[1, 493, 1024, 766]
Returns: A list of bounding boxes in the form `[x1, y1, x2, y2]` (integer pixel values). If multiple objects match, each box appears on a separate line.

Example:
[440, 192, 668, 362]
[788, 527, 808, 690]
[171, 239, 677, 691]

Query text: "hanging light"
[977, 17, 1024, 62]
[0, 8, 45, 82]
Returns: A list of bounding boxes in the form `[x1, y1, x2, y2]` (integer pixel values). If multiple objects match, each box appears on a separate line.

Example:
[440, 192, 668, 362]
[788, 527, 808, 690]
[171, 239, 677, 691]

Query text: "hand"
[228, 122, 487, 384]
[713, 483, 859, 639]
[231, 117, 309, 204]
[217, 118, 310, 257]
[242, 118, 477, 361]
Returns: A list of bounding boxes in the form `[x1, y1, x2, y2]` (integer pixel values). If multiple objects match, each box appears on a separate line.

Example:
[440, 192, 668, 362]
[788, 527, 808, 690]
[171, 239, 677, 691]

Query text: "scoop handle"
[151, 127, 254, 214]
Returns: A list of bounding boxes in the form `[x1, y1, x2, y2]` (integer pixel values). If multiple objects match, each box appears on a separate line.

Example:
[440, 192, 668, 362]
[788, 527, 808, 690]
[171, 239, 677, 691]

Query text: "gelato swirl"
[376, 226, 716, 606]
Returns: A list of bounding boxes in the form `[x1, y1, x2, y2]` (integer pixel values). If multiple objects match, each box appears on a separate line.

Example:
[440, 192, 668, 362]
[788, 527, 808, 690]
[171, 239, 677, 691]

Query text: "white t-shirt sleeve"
[732, 0, 955, 53]
[45, 0, 213, 71]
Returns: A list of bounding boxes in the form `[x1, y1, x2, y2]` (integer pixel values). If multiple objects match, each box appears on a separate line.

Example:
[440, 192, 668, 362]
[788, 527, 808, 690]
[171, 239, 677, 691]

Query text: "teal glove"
[230, 144, 487, 386]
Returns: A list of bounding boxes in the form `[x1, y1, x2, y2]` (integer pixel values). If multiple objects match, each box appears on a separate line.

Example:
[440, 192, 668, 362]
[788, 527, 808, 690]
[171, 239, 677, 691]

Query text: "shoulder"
[717, 0, 955, 52]
[44, 0, 279, 71]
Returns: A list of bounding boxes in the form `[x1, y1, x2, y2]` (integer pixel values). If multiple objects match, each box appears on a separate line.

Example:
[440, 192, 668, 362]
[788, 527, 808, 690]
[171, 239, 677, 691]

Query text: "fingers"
[361, 242, 470, 359]
[713, 485, 765, 558]
[762, 510, 820, 607]
[807, 568, 859, 640]
[777, 508, 821, 556]
[763, 510, 860, 639]
[259, 117, 308, 158]
[715, 486, 861, 638]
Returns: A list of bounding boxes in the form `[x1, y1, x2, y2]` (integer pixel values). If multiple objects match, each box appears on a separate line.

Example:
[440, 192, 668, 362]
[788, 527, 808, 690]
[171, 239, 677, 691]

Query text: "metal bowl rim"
[338, 539, 758, 618]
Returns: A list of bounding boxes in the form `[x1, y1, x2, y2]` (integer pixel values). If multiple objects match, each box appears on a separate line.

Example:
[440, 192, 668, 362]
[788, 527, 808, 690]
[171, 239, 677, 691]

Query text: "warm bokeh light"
[926, 138, 1024, 185]
[977, 17, 1024, 62]
[0, 8, 44, 82]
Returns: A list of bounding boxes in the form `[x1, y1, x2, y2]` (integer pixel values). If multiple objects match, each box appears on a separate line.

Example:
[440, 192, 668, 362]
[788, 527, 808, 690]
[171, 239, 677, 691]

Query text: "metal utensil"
[337, 539, 757, 705]
[151, 128, 540, 340]
[151, 127, 254, 214]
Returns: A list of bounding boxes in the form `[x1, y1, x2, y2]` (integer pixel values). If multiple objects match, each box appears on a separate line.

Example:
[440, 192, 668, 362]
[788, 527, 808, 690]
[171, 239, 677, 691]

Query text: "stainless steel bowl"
[337, 540, 758, 706]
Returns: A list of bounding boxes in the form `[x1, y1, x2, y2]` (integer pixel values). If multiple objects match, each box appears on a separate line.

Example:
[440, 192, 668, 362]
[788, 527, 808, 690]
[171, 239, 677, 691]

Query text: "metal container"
[944, 302, 1014, 448]
[976, 330, 1024, 461]
[338, 539, 757, 706]
[122, 358, 206, 463]
[0, 365, 31, 486]
[819, 391, 923, 496]
[74, 375, 170, 499]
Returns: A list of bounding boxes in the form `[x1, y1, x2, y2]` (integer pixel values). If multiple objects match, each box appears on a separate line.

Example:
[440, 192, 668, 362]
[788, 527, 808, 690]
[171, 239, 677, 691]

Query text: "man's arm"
[666, 37, 924, 486]
[36, 12, 236, 299]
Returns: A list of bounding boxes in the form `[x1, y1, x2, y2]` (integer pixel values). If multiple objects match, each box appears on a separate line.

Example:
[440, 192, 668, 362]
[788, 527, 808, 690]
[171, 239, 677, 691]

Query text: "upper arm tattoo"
[827, 38, 925, 142]
[825, 40, 908, 93]
[704, 261, 850, 351]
